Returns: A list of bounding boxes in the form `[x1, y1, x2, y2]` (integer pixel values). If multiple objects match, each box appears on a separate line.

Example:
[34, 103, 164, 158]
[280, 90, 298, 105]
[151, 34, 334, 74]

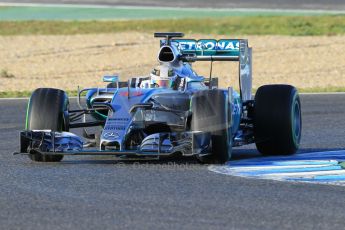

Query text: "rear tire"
[26, 88, 69, 162]
[254, 84, 302, 155]
[191, 90, 231, 164]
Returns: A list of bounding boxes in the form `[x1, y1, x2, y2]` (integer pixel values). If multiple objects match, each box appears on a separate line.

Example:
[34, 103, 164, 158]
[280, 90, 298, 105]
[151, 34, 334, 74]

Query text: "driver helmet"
[150, 65, 177, 88]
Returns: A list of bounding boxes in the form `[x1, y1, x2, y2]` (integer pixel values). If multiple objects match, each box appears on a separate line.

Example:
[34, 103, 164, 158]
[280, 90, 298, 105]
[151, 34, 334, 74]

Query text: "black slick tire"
[254, 84, 302, 155]
[26, 88, 69, 162]
[191, 90, 231, 164]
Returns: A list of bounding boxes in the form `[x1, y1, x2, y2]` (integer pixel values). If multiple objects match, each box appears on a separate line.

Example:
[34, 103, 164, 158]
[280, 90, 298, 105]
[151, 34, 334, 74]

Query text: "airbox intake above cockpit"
[158, 46, 176, 63]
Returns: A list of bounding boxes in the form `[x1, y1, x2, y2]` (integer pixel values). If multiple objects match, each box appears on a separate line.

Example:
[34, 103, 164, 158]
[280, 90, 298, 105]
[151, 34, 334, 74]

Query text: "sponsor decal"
[159, 39, 241, 56]
[169, 39, 240, 56]
[175, 40, 239, 51]
[103, 132, 120, 139]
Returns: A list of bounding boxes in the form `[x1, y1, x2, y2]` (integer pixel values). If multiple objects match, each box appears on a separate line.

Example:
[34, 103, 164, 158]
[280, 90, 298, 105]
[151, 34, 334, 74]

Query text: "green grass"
[1, 15, 345, 36]
[296, 87, 345, 93]
[2, 87, 344, 98]
[0, 91, 32, 98]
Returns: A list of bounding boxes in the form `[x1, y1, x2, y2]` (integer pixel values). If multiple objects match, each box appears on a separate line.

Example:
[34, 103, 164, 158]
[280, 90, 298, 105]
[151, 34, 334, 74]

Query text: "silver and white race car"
[17, 32, 302, 164]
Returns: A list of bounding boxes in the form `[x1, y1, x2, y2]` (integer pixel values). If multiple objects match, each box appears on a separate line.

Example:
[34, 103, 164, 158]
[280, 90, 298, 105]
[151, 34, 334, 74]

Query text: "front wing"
[16, 130, 211, 158]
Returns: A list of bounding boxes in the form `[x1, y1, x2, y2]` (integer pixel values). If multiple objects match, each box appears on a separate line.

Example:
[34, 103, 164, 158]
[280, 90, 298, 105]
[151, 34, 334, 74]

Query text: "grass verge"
[2, 87, 344, 98]
[1, 15, 345, 36]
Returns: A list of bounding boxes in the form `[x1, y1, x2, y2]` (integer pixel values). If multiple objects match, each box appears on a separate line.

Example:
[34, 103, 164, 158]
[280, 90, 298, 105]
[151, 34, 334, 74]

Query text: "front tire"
[26, 88, 69, 162]
[254, 84, 302, 155]
[191, 90, 231, 164]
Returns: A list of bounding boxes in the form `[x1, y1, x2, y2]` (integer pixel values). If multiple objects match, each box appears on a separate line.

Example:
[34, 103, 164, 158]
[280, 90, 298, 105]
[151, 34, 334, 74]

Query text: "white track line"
[263, 169, 345, 179]
[0, 97, 29, 100]
[226, 163, 338, 172]
[208, 150, 345, 186]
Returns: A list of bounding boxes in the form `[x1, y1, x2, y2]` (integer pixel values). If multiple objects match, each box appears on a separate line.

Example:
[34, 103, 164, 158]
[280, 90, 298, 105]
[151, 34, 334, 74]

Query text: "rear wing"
[163, 38, 253, 101]
[170, 39, 240, 61]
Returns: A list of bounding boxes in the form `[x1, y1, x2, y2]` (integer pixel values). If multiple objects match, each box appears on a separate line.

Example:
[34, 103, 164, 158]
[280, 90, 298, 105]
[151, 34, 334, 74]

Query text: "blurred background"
[0, 0, 344, 97]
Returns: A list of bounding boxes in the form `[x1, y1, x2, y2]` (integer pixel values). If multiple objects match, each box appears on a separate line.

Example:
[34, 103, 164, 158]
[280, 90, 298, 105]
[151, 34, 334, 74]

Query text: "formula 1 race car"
[16, 32, 302, 164]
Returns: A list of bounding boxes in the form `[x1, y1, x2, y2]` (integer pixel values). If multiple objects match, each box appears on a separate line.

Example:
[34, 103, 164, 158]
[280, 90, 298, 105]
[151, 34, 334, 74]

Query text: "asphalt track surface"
[2, 0, 345, 11]
[1, 94, 345, 229]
